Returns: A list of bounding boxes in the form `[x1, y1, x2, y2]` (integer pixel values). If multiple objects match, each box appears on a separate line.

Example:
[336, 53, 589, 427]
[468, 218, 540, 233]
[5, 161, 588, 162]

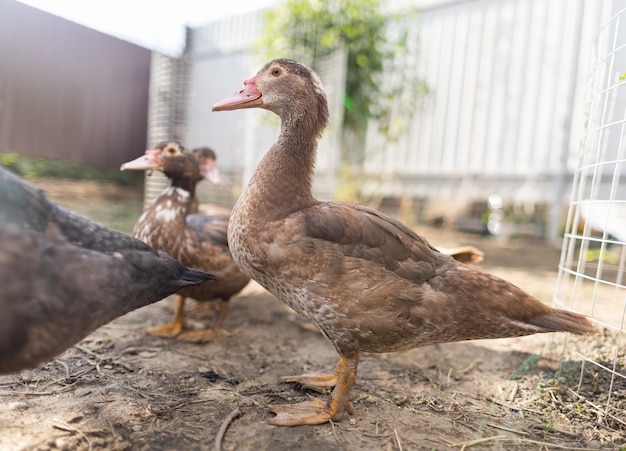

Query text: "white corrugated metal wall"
[363, 0, 601, 240]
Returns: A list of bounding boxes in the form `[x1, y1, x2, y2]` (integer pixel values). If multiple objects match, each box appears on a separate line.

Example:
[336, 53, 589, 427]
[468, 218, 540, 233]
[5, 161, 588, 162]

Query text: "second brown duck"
[121, 142, 250, 342]
[192, 146, 232, 216]
[212, 59, 596, 426]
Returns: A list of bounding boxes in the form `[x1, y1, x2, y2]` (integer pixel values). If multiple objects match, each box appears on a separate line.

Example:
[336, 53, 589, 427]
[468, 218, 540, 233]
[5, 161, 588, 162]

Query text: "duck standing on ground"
[121, 142, 250, 342]
[0, 167, 215, 374]
[212, 58, 596, 426]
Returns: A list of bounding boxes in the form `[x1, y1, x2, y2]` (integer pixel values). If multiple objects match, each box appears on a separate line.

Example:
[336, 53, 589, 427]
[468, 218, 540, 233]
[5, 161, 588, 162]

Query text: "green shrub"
[0, 153, 142, 187]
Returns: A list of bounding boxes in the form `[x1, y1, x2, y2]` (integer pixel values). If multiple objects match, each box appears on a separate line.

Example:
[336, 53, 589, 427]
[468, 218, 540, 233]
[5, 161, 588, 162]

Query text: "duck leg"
[177, 298, 232, 343]
[184, 300, 212, 317]
[143, 294, 185, 337]
[268, 354, 359, 426]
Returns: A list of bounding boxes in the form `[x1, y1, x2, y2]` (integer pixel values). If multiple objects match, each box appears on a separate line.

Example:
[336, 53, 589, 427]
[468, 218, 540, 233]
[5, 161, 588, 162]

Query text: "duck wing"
[263, 202, 594, 353]
[186, 213, 230, 249]
[298, 201, 455, 284]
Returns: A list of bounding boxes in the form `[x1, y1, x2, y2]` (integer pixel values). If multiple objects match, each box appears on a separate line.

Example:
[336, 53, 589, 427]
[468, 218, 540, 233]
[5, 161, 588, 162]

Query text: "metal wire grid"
[554, 5, 626, 427]
[143, 52, 182, 208]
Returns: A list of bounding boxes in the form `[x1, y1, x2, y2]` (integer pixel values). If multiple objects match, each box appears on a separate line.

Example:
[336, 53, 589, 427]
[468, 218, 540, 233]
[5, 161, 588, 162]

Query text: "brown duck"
[192, 146, 232, 216]
[121, 142, 250, 342]
[193, 146, 221, 187]
[0, 166, 214, 373]
[212, 59, 596, 426]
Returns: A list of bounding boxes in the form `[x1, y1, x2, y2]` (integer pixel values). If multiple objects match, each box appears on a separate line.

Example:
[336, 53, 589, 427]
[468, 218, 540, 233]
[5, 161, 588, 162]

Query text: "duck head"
[192, 147, 221, 186]
[121, 142, 203, 188]
[212, 58, 329, 138]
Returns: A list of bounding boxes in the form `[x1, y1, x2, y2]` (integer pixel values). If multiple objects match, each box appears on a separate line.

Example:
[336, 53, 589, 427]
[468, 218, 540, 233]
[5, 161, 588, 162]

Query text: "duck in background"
[0, 166, 215, 374]
[192, 146, 232, 217]
[121, 142, 250, 343]
[193, 146, 221, 187]
[212, 58, 596, 426]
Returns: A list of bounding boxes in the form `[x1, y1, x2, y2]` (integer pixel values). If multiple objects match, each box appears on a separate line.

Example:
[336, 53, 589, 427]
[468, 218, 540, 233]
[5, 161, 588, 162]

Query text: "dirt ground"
[0, 179, 624, 450]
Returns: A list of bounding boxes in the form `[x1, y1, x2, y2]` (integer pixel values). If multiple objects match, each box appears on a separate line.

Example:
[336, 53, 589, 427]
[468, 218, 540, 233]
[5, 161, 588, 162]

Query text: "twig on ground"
[171, 349, 210, 361]
[507, 382, 519, 402]
[214, 407, 242, 451]
[75, 345, 100, 357]
[52, 422, 93, 451]
[486, 422, 528, 435]
[510, 439, 591, 450]
[116, 361, 134, 372]
[72, 366, 98, 379]
[114, 346, 163, 358]
[42, 376, 83, 393]
[0, 390, 56, 396]
[455, 435, 592, 450]
[100, 323, 137, 331]
[531, 424, 579, 438]
[458, 360, 483, 375]
[39, 365, 96, 392]
[566, 387, 626, 428]
[489, 397, 543, 414]
[393, 428, 403, 451]
[173, 398, 219, 410]
[455, 435, 508, 450]
[55, 359, 70, 380]
[120, 383, 155, 400]
[172, 387, 238, 410]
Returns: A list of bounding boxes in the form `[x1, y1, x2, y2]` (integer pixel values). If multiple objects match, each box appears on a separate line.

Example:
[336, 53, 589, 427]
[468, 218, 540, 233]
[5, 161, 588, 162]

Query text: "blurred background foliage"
[0, 152, 143, 186]
[258, 0, 426, 205]
[258, 0, 425, 153]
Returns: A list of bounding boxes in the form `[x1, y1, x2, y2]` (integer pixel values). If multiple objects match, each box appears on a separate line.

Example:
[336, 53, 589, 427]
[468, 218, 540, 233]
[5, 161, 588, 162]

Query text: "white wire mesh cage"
[554, 5, 626, 431]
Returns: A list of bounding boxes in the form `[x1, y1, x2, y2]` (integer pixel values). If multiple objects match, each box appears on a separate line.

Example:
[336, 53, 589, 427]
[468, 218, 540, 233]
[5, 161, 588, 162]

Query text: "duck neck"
[169, 174, 197, 198]
[153, 184, 195, 229]
[244, 117, 318, 220]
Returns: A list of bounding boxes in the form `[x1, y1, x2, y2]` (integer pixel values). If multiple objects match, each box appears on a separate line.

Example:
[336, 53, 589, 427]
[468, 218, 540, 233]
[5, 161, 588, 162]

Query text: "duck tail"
[180, 267, 217, 287]
[530, 308, 597, 335]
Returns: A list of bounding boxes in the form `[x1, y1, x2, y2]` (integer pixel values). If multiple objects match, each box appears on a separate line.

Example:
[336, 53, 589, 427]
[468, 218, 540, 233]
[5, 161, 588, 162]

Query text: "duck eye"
[167, 146, 176, 154]
[271, 67, 282, 77]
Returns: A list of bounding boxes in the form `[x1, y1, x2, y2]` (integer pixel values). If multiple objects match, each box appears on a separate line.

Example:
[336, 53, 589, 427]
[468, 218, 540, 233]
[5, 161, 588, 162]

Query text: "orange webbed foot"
[142, 322, 183, 338]
[267, 394, 353, 426]
[176, 327, 238, 343]
[143, 294, 185, 338]
[269, 355, 360, 426]
[280, 372, 338, 393]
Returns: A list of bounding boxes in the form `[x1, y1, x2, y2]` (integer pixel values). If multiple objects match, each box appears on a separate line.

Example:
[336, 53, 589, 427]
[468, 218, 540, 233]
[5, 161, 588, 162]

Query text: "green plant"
[259, 0, 391, 130]
[258, 0, 426, 196]
[0, 153, 143, 186]
[543, 420, 556, 439]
